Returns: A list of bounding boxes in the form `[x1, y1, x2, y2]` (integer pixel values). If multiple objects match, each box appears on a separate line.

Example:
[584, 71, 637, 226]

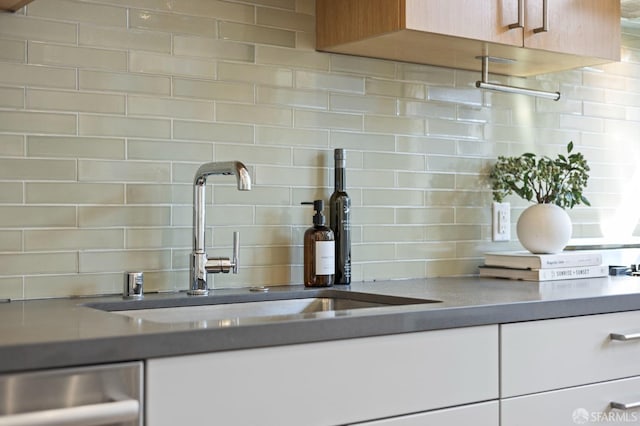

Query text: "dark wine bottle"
[329, 148, 351, 284]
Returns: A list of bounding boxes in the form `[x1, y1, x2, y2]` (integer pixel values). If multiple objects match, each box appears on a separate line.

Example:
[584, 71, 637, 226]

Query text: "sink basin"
[88, 289, 439, 327]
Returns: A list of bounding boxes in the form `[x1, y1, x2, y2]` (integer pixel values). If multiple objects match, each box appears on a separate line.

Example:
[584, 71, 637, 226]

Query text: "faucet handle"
[232, 231, 240, 274]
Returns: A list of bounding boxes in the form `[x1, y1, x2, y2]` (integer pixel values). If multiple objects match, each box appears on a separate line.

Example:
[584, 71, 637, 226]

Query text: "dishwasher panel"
[0, 361, 142, 426]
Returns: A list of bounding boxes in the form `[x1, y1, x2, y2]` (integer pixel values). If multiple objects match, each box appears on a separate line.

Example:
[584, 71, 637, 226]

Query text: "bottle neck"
[334, 161, 346, 191]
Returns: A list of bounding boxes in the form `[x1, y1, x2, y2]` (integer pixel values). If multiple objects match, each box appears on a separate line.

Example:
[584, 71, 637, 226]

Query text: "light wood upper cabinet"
[0, 0, 34, 12]
[317, 0, 620, 77]
[523, 0, 620, 60]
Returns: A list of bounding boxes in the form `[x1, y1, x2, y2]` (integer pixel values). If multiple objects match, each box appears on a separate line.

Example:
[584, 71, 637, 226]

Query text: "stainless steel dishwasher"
[0, 361, 142, 426]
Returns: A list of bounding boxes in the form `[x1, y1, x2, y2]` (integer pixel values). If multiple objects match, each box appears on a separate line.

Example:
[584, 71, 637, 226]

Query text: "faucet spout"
[194, 161, 252, 191]
[190, 161, 251, 295]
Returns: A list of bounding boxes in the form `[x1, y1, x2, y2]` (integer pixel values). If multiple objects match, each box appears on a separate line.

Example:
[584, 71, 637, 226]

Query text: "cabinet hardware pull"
[0, 399, 139, 426]
[611, 401, 640, 410]
[610, 332, 640, 341]
[533, 0, 549, 33]
[508, 0, 524, 29]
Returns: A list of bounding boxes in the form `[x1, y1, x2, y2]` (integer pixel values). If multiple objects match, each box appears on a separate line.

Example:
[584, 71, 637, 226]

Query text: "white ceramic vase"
[516, 203, 572, 254]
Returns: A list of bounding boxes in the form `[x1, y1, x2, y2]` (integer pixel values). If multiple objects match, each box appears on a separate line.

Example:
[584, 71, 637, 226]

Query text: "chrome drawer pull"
[610, 332, 640, 341]
[611, 400, 640, 410]
[0, 399, 139, 426]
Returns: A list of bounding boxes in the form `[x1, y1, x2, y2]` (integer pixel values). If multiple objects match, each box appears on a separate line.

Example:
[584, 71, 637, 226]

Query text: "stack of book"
[479, 251, 607, 281]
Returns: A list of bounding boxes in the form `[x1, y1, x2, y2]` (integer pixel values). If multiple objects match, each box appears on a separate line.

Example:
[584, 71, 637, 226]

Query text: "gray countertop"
[3, 275, 640, 374]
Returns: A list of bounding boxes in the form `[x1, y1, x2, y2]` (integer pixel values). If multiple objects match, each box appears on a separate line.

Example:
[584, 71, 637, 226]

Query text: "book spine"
[538, 265, 608, 280]
[539, 253, 602, 269]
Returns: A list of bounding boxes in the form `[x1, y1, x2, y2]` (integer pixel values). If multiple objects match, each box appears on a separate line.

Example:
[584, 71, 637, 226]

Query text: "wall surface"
[0, 0, 638, 299]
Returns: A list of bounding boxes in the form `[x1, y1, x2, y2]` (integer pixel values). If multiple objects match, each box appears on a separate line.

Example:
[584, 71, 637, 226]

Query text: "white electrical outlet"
[492, 202, 511, 241]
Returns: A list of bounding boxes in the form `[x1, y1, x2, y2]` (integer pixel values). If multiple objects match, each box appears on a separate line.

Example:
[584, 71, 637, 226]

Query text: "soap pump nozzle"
[301, 200, 326, 226]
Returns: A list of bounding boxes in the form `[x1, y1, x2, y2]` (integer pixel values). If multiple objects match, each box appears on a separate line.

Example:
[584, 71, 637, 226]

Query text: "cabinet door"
[404, 0, 522, 47]
[524, 0, 620, 60]
[356, 401, 498, 425]
[147, 326, 498, 426]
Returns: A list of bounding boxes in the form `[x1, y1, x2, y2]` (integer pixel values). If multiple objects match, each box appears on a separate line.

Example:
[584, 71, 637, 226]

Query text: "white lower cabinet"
[355, 401, 498, 425]
[501, 310, 640, 426]
[146, 325, 498, 426]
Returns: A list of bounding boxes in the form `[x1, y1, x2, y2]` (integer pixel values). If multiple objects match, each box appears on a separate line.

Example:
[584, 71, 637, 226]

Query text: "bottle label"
[315, 240, 335, 276]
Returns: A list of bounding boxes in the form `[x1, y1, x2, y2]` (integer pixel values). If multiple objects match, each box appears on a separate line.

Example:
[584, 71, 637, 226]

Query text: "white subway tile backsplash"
[0, 135, 24, 157]
[79, 160, 171, 183]
[0, 111, 76, 135]
[257, 46, 329, 70]
[396, 242, 456, 260]
[258, 86, 327, 109]
[79, 249, 171, 273]
[29, 42, 128, 71]
[173, 78, 253, 102]
[256, 126, 328, 147]
[0, 252, 77, 275]
[128, 139, 213, 162]
[0, 158, 75, 180]
[218, 62, 292, 86]
[129, 10, 215, 37]
[0, 62, 76, 89]
[174, 36, 254, 62]
[28, 89, 125, 114]
[296, 110, 362, 131]
[216, 103, 292, 126]
[130, 51, 216, 78]
[28, 0, 126, 27]
[296, 70, 365, 93]
[217, 144, 291, 166]
[80, 70, 171, 95]
[0, 39, 25, 63]
[0, 206, 76, 228]
[330, 93, 396, 115]
[79, 115, 171, 139]
[26, 182, 124, 204]
[256, 7, 314, 32]
[78, 206, 171, 227]
[0, 14, 76, 43]
[366, 78, 425, 100]
[0, 231, 22, 252]
[364, 152, 425, 171]
[0, 0, 636, 298]
[27, 136, 125, 160]
[128, 96, 213, 120]
[25, 229, 124, 251]
[364, 115, 424, 135]
[0, 183, 21, 204]
[80, 25, 171, 53]
[173, 121, 253, 143]
[0, 86, 24, 109]
[126, 183, 192, 205]
[219, 22, 296, 48]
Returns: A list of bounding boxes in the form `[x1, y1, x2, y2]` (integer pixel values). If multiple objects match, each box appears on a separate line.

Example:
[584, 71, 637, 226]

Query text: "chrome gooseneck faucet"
[189, 161, 251, 295]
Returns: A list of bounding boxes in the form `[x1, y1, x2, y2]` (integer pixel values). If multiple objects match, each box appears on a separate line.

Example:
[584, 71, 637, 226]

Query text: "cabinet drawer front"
[147, 325, 498, 426]
[502, 376, 640, 426]
[502, 311, 640, 397]
[357, 401, 498, 425]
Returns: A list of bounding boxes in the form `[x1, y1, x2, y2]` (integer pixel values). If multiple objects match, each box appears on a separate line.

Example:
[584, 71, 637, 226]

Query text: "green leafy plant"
[489, 142, 590, 209]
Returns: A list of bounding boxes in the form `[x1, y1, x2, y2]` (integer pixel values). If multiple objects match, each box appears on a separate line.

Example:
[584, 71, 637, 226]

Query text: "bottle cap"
[334, 148, 345, 160]
[301, 200, 326, 226]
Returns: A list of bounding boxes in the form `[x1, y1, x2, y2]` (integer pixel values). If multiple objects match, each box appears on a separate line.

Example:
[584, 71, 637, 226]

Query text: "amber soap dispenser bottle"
[301, 200, 335, 287]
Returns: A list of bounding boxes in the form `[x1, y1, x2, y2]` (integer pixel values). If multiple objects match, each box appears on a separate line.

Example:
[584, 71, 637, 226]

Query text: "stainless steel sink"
[88, 289, 440, 327]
